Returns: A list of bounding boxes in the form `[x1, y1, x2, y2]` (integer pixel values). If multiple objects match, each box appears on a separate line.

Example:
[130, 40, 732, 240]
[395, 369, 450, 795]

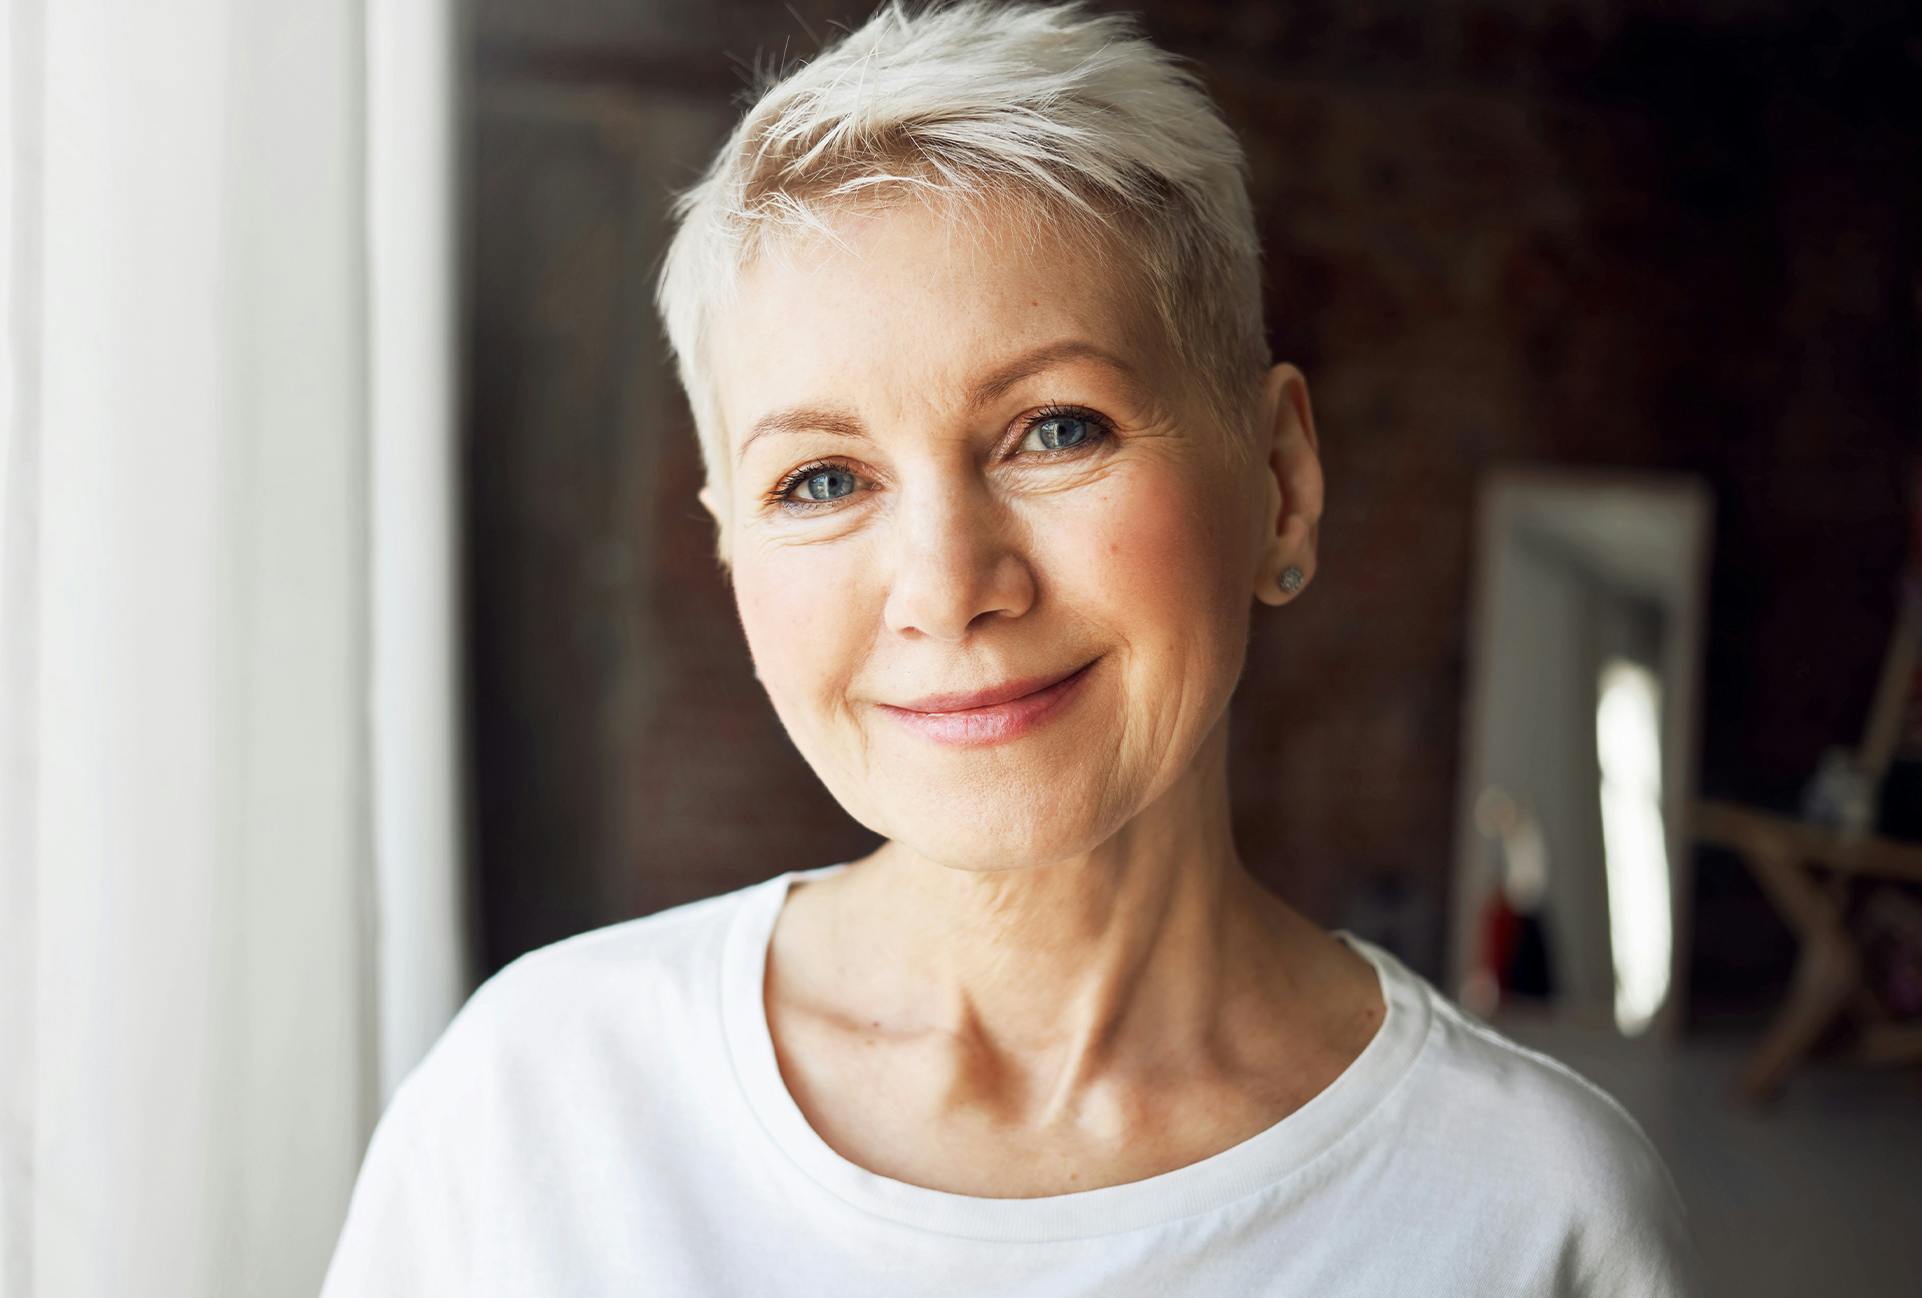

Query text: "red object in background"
[1480, 888, 1522, 995]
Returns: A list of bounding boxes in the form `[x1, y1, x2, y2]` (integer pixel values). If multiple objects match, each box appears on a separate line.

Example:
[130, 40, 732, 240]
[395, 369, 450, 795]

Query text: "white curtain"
[0, 0, 466, 1295]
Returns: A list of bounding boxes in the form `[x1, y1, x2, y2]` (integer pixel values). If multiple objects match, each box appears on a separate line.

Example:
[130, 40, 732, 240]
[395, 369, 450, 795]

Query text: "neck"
[838, 717, 1315, 1124]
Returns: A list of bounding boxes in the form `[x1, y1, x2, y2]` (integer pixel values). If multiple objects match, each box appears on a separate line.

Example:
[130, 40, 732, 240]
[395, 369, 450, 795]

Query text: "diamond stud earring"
[1277, 565, 1304, 595]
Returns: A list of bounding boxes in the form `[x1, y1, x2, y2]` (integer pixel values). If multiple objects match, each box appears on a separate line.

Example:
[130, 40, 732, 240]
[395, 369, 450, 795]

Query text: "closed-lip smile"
[875, 658, 1099, 748]
[889, 660, 1095, 714]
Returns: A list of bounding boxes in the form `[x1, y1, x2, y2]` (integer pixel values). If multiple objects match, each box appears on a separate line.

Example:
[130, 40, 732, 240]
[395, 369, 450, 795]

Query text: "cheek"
[1058, 463, 1245, 633]
[733, 550, 866, 716]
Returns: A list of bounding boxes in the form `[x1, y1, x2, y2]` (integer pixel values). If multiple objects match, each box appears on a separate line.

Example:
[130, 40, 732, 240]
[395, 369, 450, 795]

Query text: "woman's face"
[706, 200, 1276, 870]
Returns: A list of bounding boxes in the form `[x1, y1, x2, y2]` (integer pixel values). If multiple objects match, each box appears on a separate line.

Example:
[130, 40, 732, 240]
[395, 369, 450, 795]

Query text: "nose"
[881, 474, 1036, 642]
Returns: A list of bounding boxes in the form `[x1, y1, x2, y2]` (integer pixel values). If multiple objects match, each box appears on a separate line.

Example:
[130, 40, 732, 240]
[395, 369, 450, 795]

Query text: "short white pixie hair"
[654, 0, 1270, 566]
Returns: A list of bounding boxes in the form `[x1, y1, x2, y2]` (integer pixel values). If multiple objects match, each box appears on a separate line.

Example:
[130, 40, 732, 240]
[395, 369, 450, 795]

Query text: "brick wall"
[464, 0, 1922, 1004]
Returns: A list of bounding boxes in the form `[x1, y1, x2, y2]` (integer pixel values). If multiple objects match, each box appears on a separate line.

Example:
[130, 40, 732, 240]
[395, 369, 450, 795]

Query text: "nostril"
[882, 532, 1036, 642]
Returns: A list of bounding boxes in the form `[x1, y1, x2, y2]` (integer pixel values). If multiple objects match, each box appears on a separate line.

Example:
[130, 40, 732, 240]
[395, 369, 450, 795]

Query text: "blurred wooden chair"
[1690, 575, 1922, 1101]
[1690, 800, 1922, 1101]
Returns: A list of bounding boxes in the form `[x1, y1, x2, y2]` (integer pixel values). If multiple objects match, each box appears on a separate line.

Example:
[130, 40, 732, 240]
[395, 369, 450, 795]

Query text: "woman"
[322, 2, 1699, 1293]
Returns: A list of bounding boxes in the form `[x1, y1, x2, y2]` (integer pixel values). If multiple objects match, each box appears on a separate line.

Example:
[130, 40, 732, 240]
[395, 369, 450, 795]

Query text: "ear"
[1251, 362, 1324, 608]
[698, 484, 736, 576]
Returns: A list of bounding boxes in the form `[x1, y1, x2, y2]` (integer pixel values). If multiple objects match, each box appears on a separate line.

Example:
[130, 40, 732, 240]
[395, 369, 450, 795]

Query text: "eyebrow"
[733, 339, 1143, 465]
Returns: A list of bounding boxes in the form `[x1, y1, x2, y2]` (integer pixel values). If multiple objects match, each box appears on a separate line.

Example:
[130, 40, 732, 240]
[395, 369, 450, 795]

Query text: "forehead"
[709, 198, 1162, 447]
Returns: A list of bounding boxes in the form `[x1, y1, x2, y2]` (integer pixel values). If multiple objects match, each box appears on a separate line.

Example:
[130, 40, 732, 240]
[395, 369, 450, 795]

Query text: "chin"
[858, 781, 1124, 873]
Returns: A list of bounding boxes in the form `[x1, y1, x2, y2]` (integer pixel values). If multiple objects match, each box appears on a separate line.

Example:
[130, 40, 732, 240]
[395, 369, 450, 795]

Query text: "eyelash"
[761, 403, 1116, 515]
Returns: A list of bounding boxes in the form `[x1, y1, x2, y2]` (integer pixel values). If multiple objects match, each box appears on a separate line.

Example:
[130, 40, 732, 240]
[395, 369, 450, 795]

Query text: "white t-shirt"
[319, 862, 1701, 1296]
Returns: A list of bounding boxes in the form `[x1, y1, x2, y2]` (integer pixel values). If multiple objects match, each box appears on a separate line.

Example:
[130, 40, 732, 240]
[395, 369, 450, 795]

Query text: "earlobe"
[1253, 556, 1312, 607]
[1250, 362, 1322, 608]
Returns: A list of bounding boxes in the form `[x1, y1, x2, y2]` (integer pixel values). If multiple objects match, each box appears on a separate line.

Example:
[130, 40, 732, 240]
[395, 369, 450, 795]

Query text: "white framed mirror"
[1450, 467, 1714, 1041]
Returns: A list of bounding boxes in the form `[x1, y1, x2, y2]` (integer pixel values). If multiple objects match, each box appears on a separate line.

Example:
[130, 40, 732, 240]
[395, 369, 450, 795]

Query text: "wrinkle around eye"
[753, 400, 1150, 522]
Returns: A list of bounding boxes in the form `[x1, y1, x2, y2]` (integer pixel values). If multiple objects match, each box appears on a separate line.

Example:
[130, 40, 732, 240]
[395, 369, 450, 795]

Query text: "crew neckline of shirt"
[720, 861, 1436, 1242]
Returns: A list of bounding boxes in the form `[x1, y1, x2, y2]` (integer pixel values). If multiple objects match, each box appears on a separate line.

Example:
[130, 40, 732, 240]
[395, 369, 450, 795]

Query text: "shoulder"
[457, 883, 746, 1033]
[1350, 938, 1676, 1198]
[1394, 985, 1702, 1292]
[381, 878, 760, 1133]
[1422, 992, 1660, 1169]
[322, 879, 769, 1292]
[1424, 996, 1675, 1198]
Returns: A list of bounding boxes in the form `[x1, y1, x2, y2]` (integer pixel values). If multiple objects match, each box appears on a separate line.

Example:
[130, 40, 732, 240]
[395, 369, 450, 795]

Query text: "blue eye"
[796, 466, 858, 502]
[1026, 412, 1096, 451]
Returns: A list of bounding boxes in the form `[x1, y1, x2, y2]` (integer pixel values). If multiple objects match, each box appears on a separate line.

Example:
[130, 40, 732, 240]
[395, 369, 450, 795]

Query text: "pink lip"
[877, 659, 1097, 747]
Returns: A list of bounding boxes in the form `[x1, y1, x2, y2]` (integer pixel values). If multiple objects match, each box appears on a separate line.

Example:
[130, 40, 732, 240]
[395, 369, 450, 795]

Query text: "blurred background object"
[1680, 465, 1922, 1104]
[6, 2, 1922, 1296]
[1452, 468, 1713, 1041]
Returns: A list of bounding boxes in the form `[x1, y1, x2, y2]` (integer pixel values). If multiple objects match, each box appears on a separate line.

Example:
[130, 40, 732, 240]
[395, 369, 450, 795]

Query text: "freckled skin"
[698, 198, 1354, 1198]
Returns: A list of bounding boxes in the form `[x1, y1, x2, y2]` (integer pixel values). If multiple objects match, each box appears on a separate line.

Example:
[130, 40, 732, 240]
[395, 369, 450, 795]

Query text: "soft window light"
[1596, 656, 1673, 1035]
